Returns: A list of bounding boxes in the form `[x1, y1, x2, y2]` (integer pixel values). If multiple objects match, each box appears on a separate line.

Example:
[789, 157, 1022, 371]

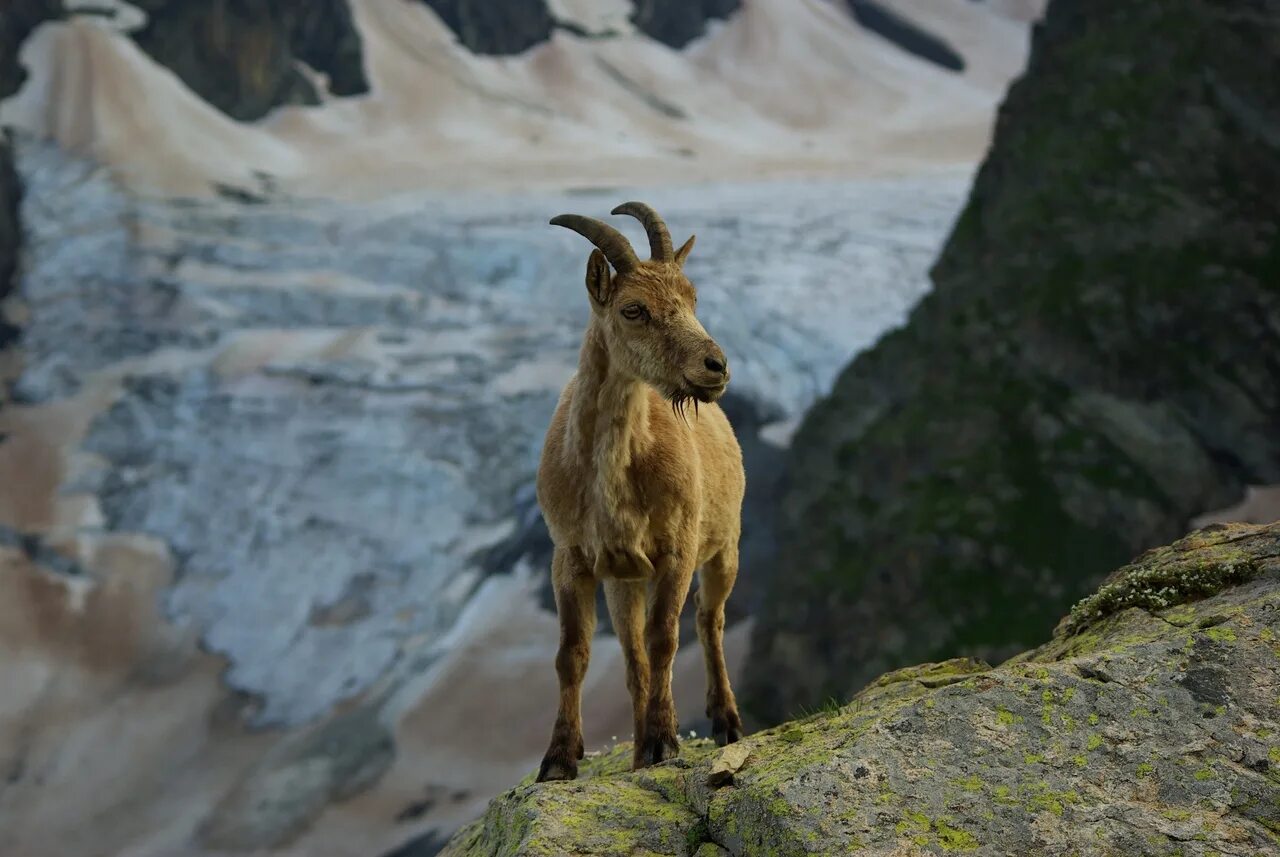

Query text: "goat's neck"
[569, 322, 652, 508]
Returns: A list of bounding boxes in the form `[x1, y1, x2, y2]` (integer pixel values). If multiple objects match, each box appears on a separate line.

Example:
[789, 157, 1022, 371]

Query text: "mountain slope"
[0, 0, 1034, 196]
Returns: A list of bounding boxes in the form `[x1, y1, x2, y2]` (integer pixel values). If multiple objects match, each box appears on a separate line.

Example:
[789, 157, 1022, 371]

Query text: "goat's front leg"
[537, 547, 596, 782]
[698, 547, 744, 746]
[604, 579, 650, 770]
[638, 553, 696, 767]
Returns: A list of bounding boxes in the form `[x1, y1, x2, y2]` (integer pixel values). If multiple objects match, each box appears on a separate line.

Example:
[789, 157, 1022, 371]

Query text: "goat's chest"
[540, 446, 702, 548]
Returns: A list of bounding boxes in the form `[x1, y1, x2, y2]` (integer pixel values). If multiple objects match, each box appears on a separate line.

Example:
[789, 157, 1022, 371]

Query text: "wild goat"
[535, 202, 746, 781]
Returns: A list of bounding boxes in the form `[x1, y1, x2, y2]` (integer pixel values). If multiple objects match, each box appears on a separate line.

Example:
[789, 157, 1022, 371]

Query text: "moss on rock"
[1060, 524, 1274, 634]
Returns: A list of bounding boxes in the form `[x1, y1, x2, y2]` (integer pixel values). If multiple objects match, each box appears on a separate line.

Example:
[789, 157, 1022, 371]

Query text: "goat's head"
[551, 202, 729, 409]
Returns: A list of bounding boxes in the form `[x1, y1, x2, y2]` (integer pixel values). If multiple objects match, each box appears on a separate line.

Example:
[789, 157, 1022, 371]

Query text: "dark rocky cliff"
[418, 0, 555, 55]
[845, 0, 965, 72]
[745, 0, 1280, 724]
[0, 1, 63, 100]
[129, 0, 369, 122]
[415, 0, 741, 54]
[0, 146, 16, 348]
[0, 0, 63, 346]
[630, 0, 741, 49]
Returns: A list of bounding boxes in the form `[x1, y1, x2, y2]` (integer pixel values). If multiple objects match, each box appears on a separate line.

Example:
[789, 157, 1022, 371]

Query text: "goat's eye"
[621, 304, 646, 321]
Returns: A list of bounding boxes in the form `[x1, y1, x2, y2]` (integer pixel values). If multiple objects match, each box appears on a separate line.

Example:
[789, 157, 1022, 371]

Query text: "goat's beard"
[665, 373, 727, 422]
[668, 387, 698, 424]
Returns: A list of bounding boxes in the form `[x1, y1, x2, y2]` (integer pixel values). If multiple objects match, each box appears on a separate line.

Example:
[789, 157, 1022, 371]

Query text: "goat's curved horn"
[611, 201, 673, 262]
[550, 214, 639, 273]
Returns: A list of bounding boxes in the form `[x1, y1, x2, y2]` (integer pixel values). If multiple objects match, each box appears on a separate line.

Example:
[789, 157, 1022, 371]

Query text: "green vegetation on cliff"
[441, 523, 1280, 857]
[746, 0, 1280, 723]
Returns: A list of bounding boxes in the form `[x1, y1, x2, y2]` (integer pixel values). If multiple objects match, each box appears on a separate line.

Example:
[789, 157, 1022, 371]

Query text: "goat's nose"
[704, 355, 726, 375]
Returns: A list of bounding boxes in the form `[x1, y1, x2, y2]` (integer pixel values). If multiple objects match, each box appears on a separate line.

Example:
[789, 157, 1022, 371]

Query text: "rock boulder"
[442, 522, 1280, 856]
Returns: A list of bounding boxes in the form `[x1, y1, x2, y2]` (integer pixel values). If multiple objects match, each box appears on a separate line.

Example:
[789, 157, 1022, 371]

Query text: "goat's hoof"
[536, 753, 578, 782]
[713, 711, 744, 746]
[639, 732, 680, 767]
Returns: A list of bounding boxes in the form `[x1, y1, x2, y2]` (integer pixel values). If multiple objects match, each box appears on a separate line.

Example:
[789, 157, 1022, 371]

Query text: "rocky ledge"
[441, 522, 1280, 856]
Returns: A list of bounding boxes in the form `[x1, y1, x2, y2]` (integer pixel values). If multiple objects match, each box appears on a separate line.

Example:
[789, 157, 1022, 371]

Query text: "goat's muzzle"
[683, 375, 728, 404]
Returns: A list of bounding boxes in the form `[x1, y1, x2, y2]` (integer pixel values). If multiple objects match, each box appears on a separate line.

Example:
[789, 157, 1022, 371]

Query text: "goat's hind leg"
[537, 547, 596, 782]
[697, 547, 744, 746]
[604, 579, 650, 770]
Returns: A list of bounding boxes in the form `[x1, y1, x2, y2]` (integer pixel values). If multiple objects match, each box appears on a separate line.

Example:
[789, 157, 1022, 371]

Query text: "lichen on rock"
[440, 523, 1280, 856]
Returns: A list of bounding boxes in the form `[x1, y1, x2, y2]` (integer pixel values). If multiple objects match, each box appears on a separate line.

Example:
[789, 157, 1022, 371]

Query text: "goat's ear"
[674, 234, 696, 267]
[585, 249, 614, 305]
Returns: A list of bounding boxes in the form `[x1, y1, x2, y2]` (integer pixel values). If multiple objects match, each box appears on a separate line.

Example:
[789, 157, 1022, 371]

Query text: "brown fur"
[535, 204, 746, 781]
